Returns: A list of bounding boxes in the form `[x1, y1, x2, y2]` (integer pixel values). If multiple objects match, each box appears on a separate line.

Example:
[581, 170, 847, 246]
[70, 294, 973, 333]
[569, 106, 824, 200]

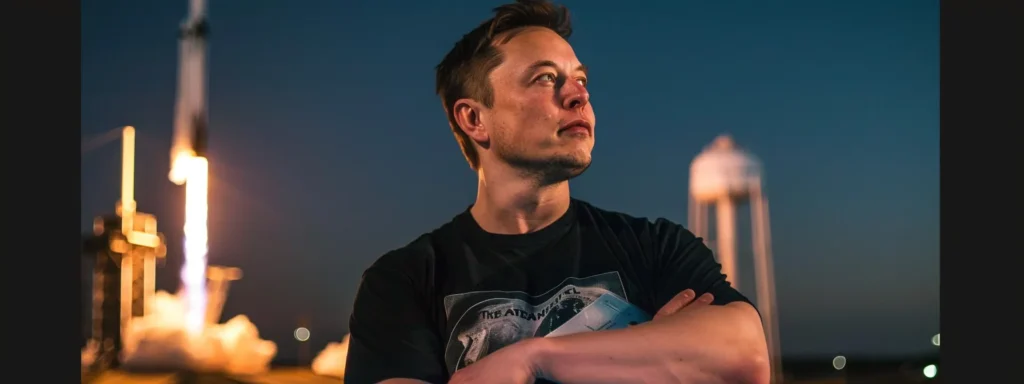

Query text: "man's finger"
[696, 292, 714, 305]
[654, 289, 696, 320]
[655, 291, 718, 320]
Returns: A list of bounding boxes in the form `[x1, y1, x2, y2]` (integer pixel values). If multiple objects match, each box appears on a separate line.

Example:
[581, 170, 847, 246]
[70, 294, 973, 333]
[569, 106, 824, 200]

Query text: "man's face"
[482, 27, 595, 182]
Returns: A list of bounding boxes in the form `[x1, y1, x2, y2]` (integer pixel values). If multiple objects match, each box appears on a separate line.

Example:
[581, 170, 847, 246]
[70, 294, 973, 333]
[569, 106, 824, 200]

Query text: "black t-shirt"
[345, 199, 753, 384]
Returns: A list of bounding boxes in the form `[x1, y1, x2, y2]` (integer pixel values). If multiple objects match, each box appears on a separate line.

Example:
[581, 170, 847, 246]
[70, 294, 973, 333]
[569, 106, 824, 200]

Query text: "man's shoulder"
[573, 199, 690, 239]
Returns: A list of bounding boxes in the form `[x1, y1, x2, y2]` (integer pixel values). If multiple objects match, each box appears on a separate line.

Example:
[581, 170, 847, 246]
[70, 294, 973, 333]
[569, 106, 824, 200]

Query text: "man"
[345, 1, 770, 383]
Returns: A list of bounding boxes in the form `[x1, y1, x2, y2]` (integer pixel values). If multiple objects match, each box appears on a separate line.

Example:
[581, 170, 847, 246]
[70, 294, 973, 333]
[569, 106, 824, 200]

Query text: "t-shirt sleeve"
[345, 263, 446, 384]
[648, 218, 757, 313]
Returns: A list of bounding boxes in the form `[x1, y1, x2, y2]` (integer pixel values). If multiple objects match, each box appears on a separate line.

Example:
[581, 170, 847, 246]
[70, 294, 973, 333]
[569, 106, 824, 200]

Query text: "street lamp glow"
[923, 364, 937, 378]
[294, 327, 311, 342]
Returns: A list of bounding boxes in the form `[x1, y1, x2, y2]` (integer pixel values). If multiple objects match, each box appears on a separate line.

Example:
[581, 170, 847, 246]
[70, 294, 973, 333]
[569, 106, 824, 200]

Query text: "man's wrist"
[523, 336, 558, 380]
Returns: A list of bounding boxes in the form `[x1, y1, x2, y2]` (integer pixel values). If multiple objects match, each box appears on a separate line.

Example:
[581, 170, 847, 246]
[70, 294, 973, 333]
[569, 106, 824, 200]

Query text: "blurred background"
[81, 0, 938, 382]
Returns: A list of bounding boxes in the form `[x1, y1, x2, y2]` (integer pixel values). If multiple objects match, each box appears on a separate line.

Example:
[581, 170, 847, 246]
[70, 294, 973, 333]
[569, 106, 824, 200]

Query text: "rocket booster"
[170, 0, 210, 185]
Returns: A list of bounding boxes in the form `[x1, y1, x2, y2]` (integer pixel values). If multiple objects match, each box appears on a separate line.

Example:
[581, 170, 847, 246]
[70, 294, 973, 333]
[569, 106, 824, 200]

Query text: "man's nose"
[561, 81, 590, 110]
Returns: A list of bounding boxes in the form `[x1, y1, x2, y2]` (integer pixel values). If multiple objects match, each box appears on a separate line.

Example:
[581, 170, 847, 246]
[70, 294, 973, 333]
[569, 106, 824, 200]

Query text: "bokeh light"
[294, 327, 311, 342]
[832, 355, 846, 370]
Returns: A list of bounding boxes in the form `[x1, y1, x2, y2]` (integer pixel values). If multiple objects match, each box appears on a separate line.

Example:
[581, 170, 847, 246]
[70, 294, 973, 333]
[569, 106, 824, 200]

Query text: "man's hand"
[654, 288, 714, 320]
[448, 338, 542, 384]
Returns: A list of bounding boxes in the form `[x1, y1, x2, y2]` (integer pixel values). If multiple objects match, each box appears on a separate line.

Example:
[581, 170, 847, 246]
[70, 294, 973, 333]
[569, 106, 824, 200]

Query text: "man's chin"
[496, 148, 592, 182]
[532, 156, 591, 184]
[560, 155, 591, 176]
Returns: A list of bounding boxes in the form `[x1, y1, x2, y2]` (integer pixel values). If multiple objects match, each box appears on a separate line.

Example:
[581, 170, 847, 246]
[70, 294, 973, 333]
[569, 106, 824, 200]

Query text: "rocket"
[169, 0, 210, 185]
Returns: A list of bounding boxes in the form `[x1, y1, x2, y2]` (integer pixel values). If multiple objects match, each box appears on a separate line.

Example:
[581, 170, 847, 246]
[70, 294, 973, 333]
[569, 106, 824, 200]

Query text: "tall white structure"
[688, 135, 782, 382]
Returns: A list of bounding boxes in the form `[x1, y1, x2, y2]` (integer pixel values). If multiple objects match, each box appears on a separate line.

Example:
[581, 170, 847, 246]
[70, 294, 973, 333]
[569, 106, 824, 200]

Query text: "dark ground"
[83, 356, 940, 383]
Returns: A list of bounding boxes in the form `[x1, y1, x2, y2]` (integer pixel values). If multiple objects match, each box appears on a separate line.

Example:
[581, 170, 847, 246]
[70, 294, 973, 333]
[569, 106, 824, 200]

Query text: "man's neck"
[471, 164, 571, 235]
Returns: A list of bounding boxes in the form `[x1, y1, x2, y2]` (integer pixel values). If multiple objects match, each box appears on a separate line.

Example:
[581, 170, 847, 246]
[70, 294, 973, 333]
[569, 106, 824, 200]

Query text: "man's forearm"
[528, 302, 770, 384]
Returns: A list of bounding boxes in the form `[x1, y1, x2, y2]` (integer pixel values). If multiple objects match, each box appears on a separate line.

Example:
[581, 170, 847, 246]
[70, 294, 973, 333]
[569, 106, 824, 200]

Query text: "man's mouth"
[558, 120, 592, 136]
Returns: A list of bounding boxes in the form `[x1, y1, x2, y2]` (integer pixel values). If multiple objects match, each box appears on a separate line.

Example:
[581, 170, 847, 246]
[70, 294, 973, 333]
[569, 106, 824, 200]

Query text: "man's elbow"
[670, 333, 769, 384]
[695, 302, 769, 384]
[725, 304, 771, 384]
[731, 345, 771, 384]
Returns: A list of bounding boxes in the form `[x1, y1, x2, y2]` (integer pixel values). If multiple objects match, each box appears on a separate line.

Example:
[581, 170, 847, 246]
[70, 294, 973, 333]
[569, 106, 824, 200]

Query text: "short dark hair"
[435, 0, 573, 170]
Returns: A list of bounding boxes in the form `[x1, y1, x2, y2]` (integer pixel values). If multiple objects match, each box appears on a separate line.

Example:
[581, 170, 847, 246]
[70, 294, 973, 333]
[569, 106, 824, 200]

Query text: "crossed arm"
[373, 289, 769, 384]
[542, 301, 766, 383]
[448, 290, 770, 384]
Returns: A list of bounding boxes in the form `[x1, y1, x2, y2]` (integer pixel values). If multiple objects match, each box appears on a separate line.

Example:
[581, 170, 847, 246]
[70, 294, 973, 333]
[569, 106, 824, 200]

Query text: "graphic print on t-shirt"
[442, 271, 630, 372]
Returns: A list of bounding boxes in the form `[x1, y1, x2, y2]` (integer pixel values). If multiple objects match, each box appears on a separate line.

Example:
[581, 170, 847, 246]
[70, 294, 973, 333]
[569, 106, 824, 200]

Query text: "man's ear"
[453, 98, 489, 145]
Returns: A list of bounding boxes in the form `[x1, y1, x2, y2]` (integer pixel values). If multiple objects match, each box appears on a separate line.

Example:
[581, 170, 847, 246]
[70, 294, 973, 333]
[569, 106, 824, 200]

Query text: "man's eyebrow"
[526, 60, 589, 76]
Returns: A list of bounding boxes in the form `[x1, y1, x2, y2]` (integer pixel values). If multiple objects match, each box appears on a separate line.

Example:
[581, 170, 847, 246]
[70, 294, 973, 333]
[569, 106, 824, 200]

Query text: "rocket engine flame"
[169, 150, 195, 186]
[181, 156, 209, 335]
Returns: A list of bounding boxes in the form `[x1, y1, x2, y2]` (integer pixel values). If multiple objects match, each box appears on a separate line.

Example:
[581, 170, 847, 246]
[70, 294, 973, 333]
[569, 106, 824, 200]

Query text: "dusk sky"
[81, 0, 939, 359]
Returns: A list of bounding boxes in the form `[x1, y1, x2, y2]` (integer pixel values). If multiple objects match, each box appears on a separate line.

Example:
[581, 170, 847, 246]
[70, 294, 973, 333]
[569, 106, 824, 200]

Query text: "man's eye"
[537, 74, 556, 83]
[576, 77, 588, 86]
